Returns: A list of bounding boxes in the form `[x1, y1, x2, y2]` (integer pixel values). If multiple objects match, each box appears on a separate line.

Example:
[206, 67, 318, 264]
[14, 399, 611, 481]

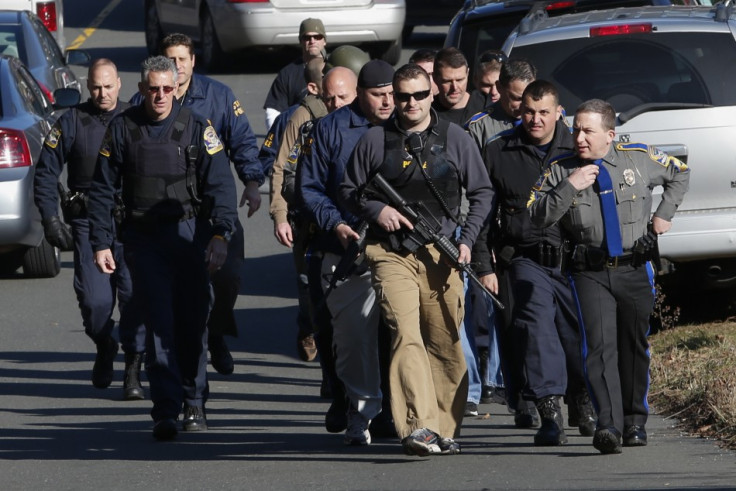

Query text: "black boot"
[534, 396, 568, 446]
[123, 352, 144, 400]
[569, 391, 596, 437]
[92, 336, 118, 389]
[209, 333, 234, 375]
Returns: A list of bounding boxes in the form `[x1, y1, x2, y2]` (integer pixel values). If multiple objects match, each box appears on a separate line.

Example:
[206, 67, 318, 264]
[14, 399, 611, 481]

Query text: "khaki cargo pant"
[365, 241, 468, 439]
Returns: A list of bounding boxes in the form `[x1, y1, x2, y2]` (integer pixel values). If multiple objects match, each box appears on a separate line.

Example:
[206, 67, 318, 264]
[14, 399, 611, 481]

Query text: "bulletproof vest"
[378, 118, 459, 220]
[121, 106, 196, 222]
[68, 101, 129, 191]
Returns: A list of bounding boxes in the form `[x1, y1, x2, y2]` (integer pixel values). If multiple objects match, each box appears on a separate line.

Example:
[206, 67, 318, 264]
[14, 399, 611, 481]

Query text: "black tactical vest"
[378, 118, 459, 220]
[121, 106, 196, 222]
[68, 101, 129, 191]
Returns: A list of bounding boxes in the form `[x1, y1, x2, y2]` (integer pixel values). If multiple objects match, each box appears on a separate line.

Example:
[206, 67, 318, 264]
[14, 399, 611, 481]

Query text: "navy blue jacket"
[87, 104, 237, 251]
[297, 100, 373, 254]
[258, 103, 298, 176]
[131, 73, 263, 186]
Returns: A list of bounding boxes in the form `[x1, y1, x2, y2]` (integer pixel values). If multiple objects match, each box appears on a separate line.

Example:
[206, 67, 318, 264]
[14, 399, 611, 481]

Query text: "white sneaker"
[344, 405, 371, 445]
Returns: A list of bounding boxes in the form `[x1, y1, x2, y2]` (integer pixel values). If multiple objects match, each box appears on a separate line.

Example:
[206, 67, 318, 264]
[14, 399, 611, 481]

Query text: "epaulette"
[485, 127, 515, 146]
[615, 142, 648, 153]
[616, 142, 688, 170]
[465, 109, 491, 127]
[531, 152, 576, 192]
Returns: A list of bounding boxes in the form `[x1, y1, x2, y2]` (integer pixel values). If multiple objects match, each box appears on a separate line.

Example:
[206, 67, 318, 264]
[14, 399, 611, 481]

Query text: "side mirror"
[65, 49, 90, 66]
[53, 88, 81, 108]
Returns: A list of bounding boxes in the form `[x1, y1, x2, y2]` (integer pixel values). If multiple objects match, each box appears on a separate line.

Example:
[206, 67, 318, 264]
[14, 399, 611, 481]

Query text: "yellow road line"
[67, 0, 124, 50]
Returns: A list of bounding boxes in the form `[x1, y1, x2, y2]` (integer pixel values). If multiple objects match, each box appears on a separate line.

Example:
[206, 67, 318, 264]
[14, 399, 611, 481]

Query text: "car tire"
[200, 8, 224, 71]
[377, 38, 402, 66]
[23, 239, 61, 278]
[0, 250, 24, 276]
[144, 0, 163, 56]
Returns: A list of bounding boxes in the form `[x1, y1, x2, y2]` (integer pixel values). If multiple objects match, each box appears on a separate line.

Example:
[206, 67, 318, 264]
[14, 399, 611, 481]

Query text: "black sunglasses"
[394, 90, 431, 103]
[146, 85, 175, 95]
[479, 51, 508, 64]
[301, 34, 324, 42]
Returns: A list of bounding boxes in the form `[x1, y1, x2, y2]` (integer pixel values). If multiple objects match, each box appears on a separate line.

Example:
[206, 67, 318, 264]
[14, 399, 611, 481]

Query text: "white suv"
[503, 4, 736, 288]
[4, 0, 64, 49]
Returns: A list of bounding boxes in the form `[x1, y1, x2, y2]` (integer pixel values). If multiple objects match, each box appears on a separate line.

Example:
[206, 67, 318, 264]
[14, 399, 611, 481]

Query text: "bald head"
[87, 58, 121, 112]
[322, 66, 357, 113]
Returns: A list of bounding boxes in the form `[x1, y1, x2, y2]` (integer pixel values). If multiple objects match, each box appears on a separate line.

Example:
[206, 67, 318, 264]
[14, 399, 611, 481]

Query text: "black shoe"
[153, 418, 178, 441]
[623, 425, 647, 447]
[534, 396, 568, 446]
[92, 336, 118, 389]
[514, 399, 539, 428]
[593, 426, 623, 454]
[568, 391, 596, 437]
[209, 334, 234, 375]
[181, 405, 208, 431]
[123, 352, 144, 400]
[464, 402, 479, 417]
[369, 410, 398, 439]
[325, 397, 348, 433]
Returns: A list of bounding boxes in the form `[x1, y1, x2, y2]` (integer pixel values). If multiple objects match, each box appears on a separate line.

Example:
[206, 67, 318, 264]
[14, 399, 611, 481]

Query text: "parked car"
[0, 10, 88, 99]
[445, 0, 670, 83]
[3, 0, 65, 49]
[496, 3, 736, 288]
[144, 0, 406, 68]
[0, 54, 79, 277]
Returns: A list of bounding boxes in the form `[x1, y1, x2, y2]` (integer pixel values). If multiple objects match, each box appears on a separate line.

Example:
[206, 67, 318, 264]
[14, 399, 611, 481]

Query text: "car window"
[31, 15, 65, 67]
[13, 63, 52, 117]
[0, 25, 24, 59]
[511, 32, 736, 113]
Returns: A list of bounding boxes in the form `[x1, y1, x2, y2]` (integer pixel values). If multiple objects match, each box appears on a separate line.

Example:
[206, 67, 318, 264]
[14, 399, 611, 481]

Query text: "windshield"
[510, 32, 736, 113]
[0, 26, 22, 59]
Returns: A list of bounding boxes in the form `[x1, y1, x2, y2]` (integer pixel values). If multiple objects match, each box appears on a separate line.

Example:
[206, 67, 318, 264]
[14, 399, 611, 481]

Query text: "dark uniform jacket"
[473, 119, 574, 276]
[34, 100, 127, 221]
[87, 103, 237, 251]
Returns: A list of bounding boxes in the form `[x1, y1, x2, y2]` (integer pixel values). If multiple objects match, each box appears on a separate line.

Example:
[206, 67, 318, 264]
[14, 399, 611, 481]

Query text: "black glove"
[42, 216, 73, 251]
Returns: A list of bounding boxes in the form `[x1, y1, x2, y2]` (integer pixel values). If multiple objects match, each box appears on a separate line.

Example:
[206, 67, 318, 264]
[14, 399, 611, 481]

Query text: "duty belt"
[516, 243, 564, 269]
[569, 244, 642, 272]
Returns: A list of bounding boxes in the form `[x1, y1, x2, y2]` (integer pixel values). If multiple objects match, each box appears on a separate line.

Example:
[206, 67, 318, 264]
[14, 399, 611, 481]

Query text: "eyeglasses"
[146, 85, 176, 95]
[394, 90, 431, 103]
[301, 34, 324, 42]
[479, 51, 508, 65]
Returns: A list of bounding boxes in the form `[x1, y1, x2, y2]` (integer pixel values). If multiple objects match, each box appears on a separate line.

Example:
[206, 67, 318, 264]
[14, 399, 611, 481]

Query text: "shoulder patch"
[44, 125, 61, 148]
[263, 131, 275, 148]
[99, 130, 111, 157]
[203, 125, 224, 155]
[233, 100, 244, 117]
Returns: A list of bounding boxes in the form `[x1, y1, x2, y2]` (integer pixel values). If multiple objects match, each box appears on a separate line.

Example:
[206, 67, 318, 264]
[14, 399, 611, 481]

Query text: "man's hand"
[274, 221, 294, 248]
[335, 223, 360, 250]
[94, 249, 116, 274]
[205, 235, 229, 274]
[568, 164, 599, 191]
[651, 215, 672, 235]
[42, 216, 73, 250]
[457, 243, 472, 266]
[376, 205, 413, 233]
[239, 181, 262, 217]
[479, 273, 499, 295]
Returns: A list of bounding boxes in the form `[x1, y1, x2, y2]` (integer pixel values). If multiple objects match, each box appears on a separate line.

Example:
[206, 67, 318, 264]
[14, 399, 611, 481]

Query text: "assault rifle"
[322, 221, 370, 300]
[370, 173, 504, 310]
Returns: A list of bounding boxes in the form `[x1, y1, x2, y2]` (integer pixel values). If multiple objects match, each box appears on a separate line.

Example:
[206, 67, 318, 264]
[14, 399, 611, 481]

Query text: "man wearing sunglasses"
[341, 64, 493, 456]
[467, 59, 537, 152]
[264, 18, 328, 129]
[87, 56, 238, 441]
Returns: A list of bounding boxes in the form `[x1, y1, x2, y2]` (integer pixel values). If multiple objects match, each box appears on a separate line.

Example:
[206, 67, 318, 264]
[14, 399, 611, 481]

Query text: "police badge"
[623, 168, 635, 186]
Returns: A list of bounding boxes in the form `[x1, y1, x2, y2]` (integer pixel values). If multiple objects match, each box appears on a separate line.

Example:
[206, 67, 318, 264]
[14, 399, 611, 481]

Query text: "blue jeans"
[461, 275, 482, 404]
[466, 279, 504, 389]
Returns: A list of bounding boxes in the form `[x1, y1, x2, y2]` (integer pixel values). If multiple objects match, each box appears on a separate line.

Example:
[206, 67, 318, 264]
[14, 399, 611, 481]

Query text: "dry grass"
[649, 320, 736, 449]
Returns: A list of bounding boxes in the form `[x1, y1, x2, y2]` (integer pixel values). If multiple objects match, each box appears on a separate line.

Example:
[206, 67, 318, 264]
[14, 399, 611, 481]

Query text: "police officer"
[431, 47, 486, 127]
[88, 56, 237, 441]
[528, 98, 690, 454]
[466, 59, 536, 151]
[341, 63, 493, 456]
[33, 59, 146, 400]
[298, 60, 395, 446]
[135, 33, 265, 375]
[474, 81, 594, 446]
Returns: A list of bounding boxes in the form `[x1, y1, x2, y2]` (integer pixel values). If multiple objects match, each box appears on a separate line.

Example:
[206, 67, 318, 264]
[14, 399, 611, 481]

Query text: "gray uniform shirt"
[528, 142, 690, 251]
[465, 102, 517, 152]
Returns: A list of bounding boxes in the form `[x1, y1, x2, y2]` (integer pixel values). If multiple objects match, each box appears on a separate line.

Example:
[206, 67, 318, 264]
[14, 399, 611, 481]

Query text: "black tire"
[380, 38, 402, 66]
[22, 239, 61, 278]
[200, 8, 224, 71]
[0, 250, 24, 276]
[144, 0, 163, 56]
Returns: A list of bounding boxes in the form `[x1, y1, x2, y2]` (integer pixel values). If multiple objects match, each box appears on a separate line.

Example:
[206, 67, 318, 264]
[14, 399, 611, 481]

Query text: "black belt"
[570, 244, 640, 271]
[516, 243, 564, 268]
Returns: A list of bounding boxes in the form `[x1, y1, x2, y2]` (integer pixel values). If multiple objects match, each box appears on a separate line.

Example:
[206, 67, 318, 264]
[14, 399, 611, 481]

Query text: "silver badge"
[623, 168, 635, 186]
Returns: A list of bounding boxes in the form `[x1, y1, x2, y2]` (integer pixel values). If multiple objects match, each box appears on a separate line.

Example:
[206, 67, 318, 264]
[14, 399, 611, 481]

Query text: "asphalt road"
[0, 1, 734, 489]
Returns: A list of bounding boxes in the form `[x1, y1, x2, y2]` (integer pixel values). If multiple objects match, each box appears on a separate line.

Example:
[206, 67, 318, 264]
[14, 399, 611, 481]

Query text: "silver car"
[144, 0, 406, 68]
[0, 54, 78, 277]
[502, 4, 736, 288]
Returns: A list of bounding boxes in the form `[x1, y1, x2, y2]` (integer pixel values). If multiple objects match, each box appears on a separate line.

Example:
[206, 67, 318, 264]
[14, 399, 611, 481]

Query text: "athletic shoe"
[439, 437, 461, 455]
[464, 402, 479, 417]
[344, 405, 371, 445]
[401, 428, 441, 456]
